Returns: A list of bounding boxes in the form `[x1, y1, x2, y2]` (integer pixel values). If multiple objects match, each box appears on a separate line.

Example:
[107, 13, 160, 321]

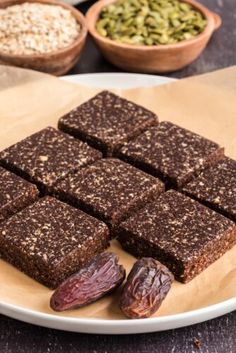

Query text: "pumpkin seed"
[96, 0, 207, 46]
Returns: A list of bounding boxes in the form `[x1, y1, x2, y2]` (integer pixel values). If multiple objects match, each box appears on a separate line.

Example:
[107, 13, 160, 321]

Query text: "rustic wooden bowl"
[0, 0, 88, 76]
[86, 0, 222, 73]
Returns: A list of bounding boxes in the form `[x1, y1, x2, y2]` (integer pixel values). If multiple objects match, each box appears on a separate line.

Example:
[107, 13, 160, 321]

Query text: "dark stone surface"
[0, 312, 236, 353]
[71, 0, 236, 78]
[1, 0, 235, 351]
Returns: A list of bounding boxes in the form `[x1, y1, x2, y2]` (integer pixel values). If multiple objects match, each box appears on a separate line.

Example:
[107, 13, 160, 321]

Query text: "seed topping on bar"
[118, 121, 224, 188]
[182, 157, 236, 222]
[58, 91, 158, 155]
[53, 158, 164, 229]
[0, 127, 102, 193]
[0, 196, 109, 288]
[0, 166, 39, 223]
[117, 190, 236, 282]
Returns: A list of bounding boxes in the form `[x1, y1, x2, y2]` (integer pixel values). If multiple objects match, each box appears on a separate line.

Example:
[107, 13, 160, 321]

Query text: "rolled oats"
[0, 2, 81, 55]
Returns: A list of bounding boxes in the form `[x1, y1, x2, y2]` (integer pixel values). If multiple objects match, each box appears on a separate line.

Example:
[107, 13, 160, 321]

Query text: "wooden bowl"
[0, 0, 88, 76]
[86, 0, 222, 73]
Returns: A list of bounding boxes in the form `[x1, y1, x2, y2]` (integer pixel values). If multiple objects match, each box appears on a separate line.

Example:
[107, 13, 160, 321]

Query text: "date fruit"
[50, 252, 126, 311]
[120, 258, 174, 319]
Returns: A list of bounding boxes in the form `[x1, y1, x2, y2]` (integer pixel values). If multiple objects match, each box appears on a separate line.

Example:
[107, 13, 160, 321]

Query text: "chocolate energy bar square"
[117, 121, 224, 188]
[117, 190, 236, 283]
[182, 157, 236, 222]
[0, 166, 39, 223]
[0, 127, 102, 193]
[58, 91, 158, 156]
[0, 197, 110, 288]
[53, 158, 164, 230]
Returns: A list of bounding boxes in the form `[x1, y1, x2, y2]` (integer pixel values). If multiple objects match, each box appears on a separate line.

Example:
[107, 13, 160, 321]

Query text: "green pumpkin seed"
[145, 37, 154, 45]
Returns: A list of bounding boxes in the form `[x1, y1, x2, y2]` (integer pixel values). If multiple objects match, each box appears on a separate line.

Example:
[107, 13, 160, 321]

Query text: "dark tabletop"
[1, 0, 236, 352]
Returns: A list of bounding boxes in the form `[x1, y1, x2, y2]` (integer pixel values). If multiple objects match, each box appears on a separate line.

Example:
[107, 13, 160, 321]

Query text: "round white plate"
[0, 73, 235, 335]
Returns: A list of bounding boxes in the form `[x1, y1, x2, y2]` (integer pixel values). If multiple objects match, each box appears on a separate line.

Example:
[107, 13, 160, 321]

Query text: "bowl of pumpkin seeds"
[86, 0, 221, 73]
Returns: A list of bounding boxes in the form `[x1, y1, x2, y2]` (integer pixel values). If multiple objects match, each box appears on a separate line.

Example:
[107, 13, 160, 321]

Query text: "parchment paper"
[0, 65, 236, 320]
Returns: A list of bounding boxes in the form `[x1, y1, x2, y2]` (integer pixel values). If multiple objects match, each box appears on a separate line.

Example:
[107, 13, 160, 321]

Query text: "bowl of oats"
[0, 0, 88, 75]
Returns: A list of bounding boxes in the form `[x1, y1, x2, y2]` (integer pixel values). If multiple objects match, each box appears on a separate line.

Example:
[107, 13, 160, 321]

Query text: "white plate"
[63, 72, 176, 88]
[0, 73, 235, 335]
[63, 0, 89, 5]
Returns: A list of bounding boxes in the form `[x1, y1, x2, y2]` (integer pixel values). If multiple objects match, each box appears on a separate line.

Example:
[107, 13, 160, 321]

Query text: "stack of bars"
[0, 91, 235, 289]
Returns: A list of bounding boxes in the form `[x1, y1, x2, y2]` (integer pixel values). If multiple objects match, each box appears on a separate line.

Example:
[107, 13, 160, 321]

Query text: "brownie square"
[117, 190, 236, 283]
[53, 158, 164, 230]
[182, 157, 236, 222]
[0, 167, 39, 223]
[58, 91, 158, 156]
[117, 121, 224, 188]
[0, 127, 102, 194]
[0, 196, 109, 288]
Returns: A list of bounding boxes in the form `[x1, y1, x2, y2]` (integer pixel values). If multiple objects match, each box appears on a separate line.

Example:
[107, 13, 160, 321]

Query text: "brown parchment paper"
[0, 65, 236, 320]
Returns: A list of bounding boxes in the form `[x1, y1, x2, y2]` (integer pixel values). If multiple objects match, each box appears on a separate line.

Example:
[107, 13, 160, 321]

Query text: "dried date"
[120, 258, 174, 319]
[50, 252, 126, 311]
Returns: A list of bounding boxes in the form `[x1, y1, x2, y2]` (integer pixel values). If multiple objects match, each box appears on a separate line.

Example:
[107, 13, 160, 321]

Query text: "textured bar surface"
[117, 121, 224, 188]
[182, 157, 236, 222]
[58, 91, 158, 156]
[0, 196, 110, 288]
[117, 190, 236, 282]
[53, 158, 164, 230]
[0, 127, 102, 193]
[0, 166, 39, 223]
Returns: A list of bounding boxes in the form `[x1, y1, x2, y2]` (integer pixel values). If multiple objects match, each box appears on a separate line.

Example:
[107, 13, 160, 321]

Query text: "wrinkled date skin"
[120, 258, 174, 319]
[50, 252, 126, 311]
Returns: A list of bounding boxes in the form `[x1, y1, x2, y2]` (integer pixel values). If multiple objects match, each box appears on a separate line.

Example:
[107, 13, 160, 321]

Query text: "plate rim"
[0, 72, 235, 334]
[1, 297, 236, 334]
[61, 72, 176, 88]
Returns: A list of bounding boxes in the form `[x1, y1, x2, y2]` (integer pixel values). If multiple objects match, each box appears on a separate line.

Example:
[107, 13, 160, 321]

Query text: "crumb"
[194, 338, 202, 349]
